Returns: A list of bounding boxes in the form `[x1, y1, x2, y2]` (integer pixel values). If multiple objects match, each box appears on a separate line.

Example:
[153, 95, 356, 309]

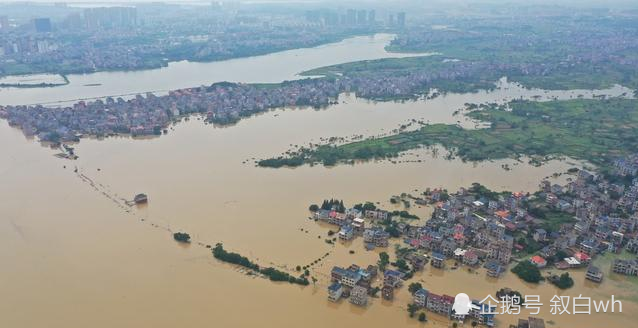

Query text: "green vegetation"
[408, 282, 423, 295]
[468, 183, 511, 201]
[391, 210, 420, 220]
[393, 259, 411, 272]
[212, 243, 309, 286]
[516, 237, 543, 255]
[213, 243, 260, 271]
[496, 288, 524, 305]
[378, 252, 390, 271]
[354, 202, 376, 212]
[385, 17, 638, 92]
[260, 99, 638, 170]
[383, 222, 402, 238]
[320, 199, 346, 213]
[173, 232, 191, 243]
[407, 303, 419, 318]
[511, 261, 543, 283]
[418, 312, 427, 322]
[550, 273, 574, 289]
[527, 207, 577, 233]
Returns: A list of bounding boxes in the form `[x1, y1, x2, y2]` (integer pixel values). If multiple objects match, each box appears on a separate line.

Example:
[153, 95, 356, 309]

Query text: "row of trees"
[320, 199, 346, 213]
[212, 243, 309, 286]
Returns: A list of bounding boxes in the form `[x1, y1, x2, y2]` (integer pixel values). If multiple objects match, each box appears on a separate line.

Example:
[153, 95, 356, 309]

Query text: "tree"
[418, 312, 427, 322]
[408, 282, 423, 295]
[378, 252, 390, 271]
[511, 261, 543, 283]
[309, 204, 319, 212]
[452, 322, 458, 328]
[472, 321, 478, 327]
[394, 259, 410, 272]
[173, 232, 191, 243]
[496, 288, 524, 305]
[407, 303, 419, 318]
[551, 272, 574, 289]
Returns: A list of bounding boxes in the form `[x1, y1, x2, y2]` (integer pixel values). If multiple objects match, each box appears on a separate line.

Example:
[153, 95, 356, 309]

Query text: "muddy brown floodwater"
[1, 81, 636, 327]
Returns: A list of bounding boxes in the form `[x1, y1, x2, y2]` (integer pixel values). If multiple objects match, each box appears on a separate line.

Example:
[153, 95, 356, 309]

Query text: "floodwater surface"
[2, 79, 636, 327]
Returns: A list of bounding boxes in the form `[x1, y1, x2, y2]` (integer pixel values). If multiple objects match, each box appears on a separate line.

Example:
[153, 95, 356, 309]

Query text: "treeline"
[320, 199, 345, 213]
[212, 243, 309, 286]
[353, 202, 376, 212]
[391, 210, 420, 220]
[257, 157, 305, 168]
[212, 243, 259, 270]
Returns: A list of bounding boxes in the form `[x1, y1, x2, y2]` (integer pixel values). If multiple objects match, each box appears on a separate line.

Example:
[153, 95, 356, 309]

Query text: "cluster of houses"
[1, 56, 513, 145]
[0, 79, 341, 143]
[412, 288, 497, 327]
[312, 160, 638, 285]
[313, 207, 390, 249]
[510, 317, 546, 328]
[328, 263, 501, 327]
[410, 160, 638, 282]
[316, 154, 638, 326]
[327, 264, 379, 306]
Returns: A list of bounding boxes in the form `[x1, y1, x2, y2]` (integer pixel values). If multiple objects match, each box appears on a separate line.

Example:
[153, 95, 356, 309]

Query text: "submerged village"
[300, 153, 638, 328]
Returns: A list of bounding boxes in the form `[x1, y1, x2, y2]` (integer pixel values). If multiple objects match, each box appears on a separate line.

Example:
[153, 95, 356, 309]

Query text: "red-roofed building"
[530, 255, 547, 268]
[573, 252, 591, 264]
[495, 210, 510, 220]
[426, 292, 454, 316]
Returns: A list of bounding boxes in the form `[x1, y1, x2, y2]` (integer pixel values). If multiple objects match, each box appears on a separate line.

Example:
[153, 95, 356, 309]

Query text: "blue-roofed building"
[580, 239, 597, 255]
[431, 252, 446, 268]
[484, 260, 504, 278]
[383, 269, 405, 287]
[339, 224, 354, 241]
[331, 266, 362, 287]
[469, 300, 496, 327]
[414, 288, 428, 307]
[328, 282, 343, 302]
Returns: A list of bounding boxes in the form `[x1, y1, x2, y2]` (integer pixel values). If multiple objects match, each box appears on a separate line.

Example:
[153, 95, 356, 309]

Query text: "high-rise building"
[0, 16, 9, 31]
[63, 13, 82, 30]
[357, 10, 367, 25]
[368, 10, 376, 25]
[388, 14, 395, 27]
[34, 18, 52, 33]
[346, 9, 356, 25]
[84, 7, 137, 30]
[397, 12, 406, 28]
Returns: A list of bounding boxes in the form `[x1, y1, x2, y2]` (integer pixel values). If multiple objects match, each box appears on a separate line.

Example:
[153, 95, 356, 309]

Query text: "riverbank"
[0, 73, 69, 88]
